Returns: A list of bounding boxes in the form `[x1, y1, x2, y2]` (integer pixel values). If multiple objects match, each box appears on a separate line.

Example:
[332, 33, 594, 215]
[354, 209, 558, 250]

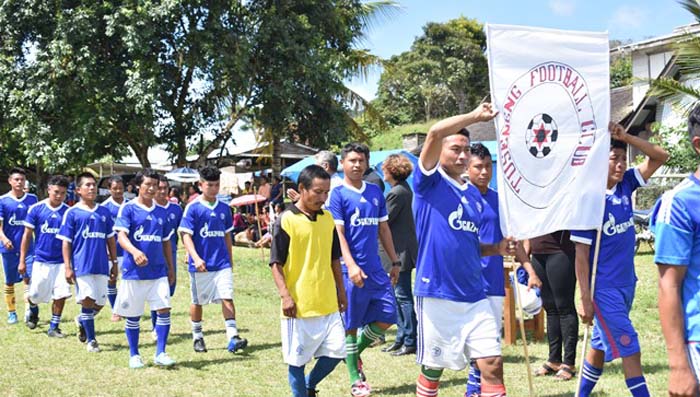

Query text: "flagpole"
[574, 227, 603, 397]
[512, 258, 536, 397]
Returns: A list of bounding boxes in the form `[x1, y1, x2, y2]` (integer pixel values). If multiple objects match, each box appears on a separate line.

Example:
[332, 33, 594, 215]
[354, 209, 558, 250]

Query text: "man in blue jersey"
[150, 177, 183, 337]
[57, 172, 118, 352]
[465, 143, 542, 396]
[19, 176, 70, 335]
[328, 142, 401, 397]
[572, 122, 668, 397]
[101, 175, 127, 321]
[0, 167, 38, 325]
[412, 104, 516, 397]
[653, 105, 700, 397]
[179, 165, 248, 354]
[113, 169, 176, 368]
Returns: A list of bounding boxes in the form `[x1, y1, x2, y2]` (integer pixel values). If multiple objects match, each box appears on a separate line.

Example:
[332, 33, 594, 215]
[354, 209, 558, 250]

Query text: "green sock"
[357, 323, 384, 355]
[346, 334, 361, 384]
[421, 365, 443, 381]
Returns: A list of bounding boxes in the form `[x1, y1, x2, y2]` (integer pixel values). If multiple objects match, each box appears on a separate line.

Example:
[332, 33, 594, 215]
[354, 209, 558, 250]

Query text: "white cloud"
[610, 5, 648, 30]
[549, 0, 576, 17]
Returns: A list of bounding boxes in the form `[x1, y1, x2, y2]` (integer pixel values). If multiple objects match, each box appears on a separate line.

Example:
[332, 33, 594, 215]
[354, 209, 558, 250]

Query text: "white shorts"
[28, 262, 71, 303]
[76, 275, 109, 307]
[281, 312, 346, 367]
[416, 296, 501, 371]
[487, 295, 505, 335]
[190, 268, 234, 305]
[114, 277, 171, 317]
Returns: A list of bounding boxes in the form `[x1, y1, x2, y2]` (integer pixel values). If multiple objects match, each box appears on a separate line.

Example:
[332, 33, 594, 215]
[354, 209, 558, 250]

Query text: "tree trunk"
[132, 144, 151, 168]
[271, 134, 282, 179]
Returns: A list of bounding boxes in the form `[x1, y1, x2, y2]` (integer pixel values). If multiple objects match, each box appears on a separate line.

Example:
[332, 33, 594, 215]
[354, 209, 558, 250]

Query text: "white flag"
[486, 24, 610, 240]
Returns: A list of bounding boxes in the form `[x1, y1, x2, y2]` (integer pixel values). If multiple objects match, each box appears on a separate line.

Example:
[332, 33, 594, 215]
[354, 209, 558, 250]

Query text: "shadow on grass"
[172, 356, 248, 369]
[234, 341, 281, 355]
[376, 378, 464, 396]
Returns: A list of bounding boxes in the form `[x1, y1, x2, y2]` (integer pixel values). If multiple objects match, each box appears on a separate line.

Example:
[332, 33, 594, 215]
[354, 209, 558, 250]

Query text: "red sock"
[481, 383, 506, 397]
[416, 374, 439, 397]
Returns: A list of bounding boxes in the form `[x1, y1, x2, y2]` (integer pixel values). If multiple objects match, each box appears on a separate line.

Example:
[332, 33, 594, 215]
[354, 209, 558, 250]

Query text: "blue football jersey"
[0, 192, 38, 254]
[412, 164, 485, 303]
[476, 187, 505, 297]
[114, 201, 174, 280]
[101, 196, 127, 257]
[159, 201, 183, 261]
[651, 173, 700, 342]
[570, 168, 645, 290]
[24, 200, 68, 264]
[57, 204, 114, 277]
[328, 181, 389, 288]
[178, 198, 233, 273]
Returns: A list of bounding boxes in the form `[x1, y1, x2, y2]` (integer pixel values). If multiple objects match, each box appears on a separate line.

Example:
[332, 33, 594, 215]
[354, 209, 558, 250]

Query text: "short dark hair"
[298, 165, 330, 190]
[457, 128, 471, 139]
[611, 139, 627, 151]
[199, 165, 221, 182]
[244, 181, 251, 186]
[8, 167, 26, 177]
[340, 142, 370, 160]
[47, 175, 69, 189]
[108, 175, 124, 188]
[470, 143, 491, 160]
[689, 104, 700, 141]
[76, 172, 96, 187]
[133, 168, 161, 186]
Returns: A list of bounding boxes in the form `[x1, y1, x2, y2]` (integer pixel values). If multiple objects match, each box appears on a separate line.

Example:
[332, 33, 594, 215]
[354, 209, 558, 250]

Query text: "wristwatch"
[391, 260, 402, 267]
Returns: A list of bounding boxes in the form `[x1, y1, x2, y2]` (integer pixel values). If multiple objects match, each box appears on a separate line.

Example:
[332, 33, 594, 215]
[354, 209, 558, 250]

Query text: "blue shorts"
[592, 286, 640, 362]
[2, 252, 34, 284]
[343, 275, 397, 330]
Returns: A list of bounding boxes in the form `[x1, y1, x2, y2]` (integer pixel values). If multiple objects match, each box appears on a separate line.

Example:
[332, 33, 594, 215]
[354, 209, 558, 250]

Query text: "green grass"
[0, 246, 668, 396]
[370, 120, 436, 151]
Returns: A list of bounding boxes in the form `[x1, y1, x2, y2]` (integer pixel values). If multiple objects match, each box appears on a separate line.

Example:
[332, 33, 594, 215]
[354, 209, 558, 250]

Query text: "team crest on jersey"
[372, 198, 379, 206]
[121, 302, 130, 309]
[157, 218, 163, 225]
[219, 213, 225, 220]
[169, 213, 175, 220]
[622, 196, 630, 206]
[101, 215, 106, 222]
[296, 346, 304, 355]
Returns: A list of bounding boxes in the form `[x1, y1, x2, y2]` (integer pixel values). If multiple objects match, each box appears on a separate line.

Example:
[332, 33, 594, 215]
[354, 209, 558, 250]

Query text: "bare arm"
[481, 237, 517, 257]
[420, 104, 498, 170]
[0, 220, 13, 250]
[270, 263, 296, 318]
[107, 236, 118, 282]
[163, 240, 175, 285]
[335, 224, 366, 287]
[332, 259, 347, 312]
[658, 264, 699, 396]
[574, 242, 593, 324]
[610, 122, 668, 181]
[18, 227, 33, 274]
[118, 231, 148, 266]
[62, 240, 74, 284]
[181, 232, 206, 272]
[514, 241, 542, 289]
[378, 221, 400, 285]
[225, 233, 234, 266]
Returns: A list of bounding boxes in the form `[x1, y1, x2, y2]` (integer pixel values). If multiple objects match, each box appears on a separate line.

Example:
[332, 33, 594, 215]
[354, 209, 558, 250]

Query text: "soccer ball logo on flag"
[526, 113, 558, 158]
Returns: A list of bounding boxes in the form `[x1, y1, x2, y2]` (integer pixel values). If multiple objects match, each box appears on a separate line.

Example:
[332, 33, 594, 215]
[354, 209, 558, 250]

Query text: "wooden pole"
[574, 228, 603, 397]
[512, 258, 536, 397]
[254, 196, 265, 261]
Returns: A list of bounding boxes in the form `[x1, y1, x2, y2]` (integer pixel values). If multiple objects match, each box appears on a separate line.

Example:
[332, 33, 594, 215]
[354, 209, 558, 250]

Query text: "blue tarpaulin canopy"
[280, 141, 499, 191]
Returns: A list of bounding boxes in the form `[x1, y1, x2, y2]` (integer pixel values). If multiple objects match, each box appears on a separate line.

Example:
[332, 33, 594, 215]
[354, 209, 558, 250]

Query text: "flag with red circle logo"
[486, 24, 610, 239]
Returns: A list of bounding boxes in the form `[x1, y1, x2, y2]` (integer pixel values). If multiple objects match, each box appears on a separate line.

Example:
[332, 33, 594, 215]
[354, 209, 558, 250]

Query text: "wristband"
[391, 261, 401, 267]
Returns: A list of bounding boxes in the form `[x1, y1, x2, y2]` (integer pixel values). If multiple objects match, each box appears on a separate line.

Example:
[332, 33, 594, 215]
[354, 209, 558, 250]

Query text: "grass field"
[0, 245, 668, 396]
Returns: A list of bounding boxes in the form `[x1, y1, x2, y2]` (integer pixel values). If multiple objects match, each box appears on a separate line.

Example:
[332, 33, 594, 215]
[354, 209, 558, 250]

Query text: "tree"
[650, 1, 700, 110]
[374, 16, 488, 124]
[610, 53, 632, 89]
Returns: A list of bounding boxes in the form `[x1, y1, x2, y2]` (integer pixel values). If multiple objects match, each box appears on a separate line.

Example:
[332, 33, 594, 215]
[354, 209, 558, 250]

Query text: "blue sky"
[346, 0, 696, 100]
